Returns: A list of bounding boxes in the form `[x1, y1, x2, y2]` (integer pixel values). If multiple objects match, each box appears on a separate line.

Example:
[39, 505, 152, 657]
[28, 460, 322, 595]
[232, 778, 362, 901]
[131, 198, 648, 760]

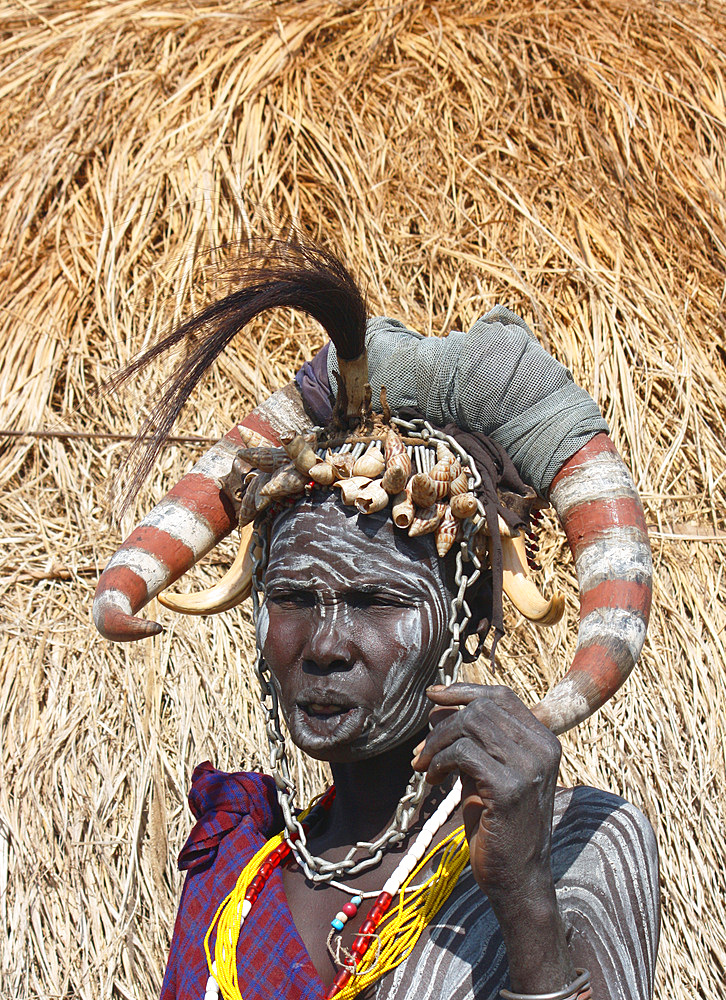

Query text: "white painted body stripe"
[575, 527, 653, 593]
[576, 606, 648, 662]
[550, 452, 639, 518]
[92, 588, 132, 623]
[137, 498, 217, 559]
[370, 788, 659, 1000]
[103, 547, 171, 596]
[256, 603, 270, 650]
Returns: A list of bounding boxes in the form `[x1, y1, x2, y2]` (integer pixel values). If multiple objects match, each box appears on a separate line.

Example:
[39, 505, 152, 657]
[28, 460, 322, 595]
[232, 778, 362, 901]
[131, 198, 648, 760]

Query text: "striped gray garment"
[370, 786, 659, 1000]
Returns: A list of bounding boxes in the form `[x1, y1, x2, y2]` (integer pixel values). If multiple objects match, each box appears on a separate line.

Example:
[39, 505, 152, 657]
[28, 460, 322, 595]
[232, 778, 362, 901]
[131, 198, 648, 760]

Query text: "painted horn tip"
[532, 686, 597, 736]
[94, 608, 163, 642]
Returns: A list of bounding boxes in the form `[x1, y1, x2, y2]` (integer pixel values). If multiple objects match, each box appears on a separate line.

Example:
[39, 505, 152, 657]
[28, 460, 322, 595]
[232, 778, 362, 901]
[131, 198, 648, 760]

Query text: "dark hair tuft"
[106, 238, 367, 513]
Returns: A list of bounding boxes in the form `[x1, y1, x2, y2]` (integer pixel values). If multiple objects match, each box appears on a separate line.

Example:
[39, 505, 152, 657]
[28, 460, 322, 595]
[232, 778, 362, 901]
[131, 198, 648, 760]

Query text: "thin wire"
[326, 875, 444, 899]
[0, 428, 218, 445]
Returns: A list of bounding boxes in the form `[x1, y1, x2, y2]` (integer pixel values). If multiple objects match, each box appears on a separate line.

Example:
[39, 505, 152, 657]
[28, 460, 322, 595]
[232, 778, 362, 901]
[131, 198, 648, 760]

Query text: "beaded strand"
[328, 825, 469, 1000]
[330, 895, 363, 933]
[204, 787, 336, 999]
[203, 779, 465, 1000]
[325, 778, 462, 997]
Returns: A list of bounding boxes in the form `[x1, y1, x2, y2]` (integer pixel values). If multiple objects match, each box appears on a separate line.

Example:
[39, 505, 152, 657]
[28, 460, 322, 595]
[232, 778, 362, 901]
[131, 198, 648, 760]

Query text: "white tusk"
[501, 533, 565, 626]
[157, 523, 255, 615]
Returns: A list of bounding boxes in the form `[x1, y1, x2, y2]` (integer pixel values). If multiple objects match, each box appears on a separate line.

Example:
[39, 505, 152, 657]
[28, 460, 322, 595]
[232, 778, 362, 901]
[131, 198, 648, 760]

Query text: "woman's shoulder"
[551, 784, 659, 891]
[178, 763, 281, 873]
[553, 784, 657, 844]
[186, 761, 278, 817]
[373, 786, 659, 1000]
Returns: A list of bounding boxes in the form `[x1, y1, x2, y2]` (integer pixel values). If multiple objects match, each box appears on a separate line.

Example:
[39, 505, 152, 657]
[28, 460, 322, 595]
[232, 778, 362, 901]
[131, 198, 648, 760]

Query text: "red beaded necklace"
[203, 786, 396, 998]
[247, 786, 338, 904]
[228, 786, 393, 997]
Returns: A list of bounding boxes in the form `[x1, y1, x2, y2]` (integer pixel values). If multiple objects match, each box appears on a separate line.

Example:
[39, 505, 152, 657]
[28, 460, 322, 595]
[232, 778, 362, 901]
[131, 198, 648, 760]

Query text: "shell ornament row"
[234, 426, 486, 559]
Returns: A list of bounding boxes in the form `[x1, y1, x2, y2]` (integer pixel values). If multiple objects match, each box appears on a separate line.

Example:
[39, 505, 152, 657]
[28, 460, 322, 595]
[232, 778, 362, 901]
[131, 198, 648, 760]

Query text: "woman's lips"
[293, 701, 369, 740]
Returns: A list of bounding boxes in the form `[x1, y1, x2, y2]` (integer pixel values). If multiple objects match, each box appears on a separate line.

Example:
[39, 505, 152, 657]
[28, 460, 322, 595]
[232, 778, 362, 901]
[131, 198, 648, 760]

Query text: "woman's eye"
[267, 589, 415, 610]
[268, 591, 315, 608]
[348, 591, 408, 609]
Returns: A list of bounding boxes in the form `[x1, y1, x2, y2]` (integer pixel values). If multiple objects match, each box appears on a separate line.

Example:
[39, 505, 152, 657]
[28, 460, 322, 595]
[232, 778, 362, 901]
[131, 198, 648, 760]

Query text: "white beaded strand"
[381, 778, 463, 898]
[204, 961, 219, 1000]
[206, 780, 465, 997]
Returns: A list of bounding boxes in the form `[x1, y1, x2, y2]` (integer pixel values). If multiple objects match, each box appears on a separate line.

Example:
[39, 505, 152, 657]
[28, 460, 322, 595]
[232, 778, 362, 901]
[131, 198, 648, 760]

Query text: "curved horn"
[157, 522, 255, 615]
[93, 383, 310, 642]
[501, 533, 565, 626]
[533, 433, 652, 735]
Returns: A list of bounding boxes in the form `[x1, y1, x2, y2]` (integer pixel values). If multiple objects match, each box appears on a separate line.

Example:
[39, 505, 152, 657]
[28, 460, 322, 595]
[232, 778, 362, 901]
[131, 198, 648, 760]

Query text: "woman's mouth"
[291, 698, 370, 744]
[307, 702, 348, 716]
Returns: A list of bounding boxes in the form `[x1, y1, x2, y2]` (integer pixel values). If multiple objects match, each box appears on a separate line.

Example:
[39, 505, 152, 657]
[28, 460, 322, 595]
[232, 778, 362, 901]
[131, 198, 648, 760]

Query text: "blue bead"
[331, 918, 345, 931]
[351, 895, 363, 906]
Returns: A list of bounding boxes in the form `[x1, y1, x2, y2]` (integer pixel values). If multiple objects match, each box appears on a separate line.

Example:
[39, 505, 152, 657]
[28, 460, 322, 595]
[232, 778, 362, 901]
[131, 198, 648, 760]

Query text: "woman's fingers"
[420, 734, 509, 788]
[414, 700, 512, 770]
[415, 690, 559, 770]
[427, 682, 537, 727]
[417, 688, 563, 904]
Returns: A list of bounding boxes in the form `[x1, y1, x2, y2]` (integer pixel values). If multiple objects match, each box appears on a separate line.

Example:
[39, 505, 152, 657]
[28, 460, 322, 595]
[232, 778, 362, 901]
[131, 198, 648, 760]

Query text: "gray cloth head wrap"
[327, 306, 608, 497]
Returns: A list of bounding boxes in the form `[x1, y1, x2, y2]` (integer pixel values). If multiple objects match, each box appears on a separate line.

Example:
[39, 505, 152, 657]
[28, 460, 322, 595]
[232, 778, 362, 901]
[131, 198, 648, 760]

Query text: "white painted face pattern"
[260, 493, 453, 760]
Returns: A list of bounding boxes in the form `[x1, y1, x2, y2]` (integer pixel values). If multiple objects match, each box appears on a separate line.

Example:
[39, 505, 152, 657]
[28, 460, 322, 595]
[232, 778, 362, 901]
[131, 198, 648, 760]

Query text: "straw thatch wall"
[1, 1, 724, 997]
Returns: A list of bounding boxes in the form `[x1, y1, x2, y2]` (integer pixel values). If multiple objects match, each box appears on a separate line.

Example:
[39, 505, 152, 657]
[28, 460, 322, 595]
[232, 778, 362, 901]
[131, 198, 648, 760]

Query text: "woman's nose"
[302, 603, 354, 672]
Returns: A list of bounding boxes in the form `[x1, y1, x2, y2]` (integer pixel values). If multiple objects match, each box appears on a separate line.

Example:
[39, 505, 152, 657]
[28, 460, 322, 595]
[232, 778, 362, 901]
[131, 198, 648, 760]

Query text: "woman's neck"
[321, 728, 427, 846]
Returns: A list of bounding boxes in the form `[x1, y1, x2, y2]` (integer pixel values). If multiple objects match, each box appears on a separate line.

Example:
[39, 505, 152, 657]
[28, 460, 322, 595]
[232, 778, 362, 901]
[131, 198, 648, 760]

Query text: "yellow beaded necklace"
[204, 790, 470, 1000]
[331, 826, 469, 1000]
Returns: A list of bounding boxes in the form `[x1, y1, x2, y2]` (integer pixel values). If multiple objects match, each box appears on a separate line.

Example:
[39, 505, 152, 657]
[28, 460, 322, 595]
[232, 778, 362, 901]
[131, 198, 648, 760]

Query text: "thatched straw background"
[1, 1, 724, 997]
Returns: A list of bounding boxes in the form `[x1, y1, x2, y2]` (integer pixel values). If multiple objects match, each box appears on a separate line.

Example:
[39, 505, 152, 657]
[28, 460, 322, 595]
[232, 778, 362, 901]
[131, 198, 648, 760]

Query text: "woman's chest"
[281, 866, 505, 1000]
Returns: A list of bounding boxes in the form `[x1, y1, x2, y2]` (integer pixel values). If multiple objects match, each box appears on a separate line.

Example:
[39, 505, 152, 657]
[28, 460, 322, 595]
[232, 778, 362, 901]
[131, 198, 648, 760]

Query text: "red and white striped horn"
[95, 403, 652, 738]
[93, 383, 311, 642]
[533, 433, 653, 735]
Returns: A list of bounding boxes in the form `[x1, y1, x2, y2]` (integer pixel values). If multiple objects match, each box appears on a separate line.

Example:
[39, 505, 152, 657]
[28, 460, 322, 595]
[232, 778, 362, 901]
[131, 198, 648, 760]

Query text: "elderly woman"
[94, 244, 659, 1000]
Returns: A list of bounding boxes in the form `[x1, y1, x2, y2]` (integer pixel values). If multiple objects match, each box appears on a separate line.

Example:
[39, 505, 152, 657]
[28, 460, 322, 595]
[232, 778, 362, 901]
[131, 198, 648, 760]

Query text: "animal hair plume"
[105, 238, 367, 514]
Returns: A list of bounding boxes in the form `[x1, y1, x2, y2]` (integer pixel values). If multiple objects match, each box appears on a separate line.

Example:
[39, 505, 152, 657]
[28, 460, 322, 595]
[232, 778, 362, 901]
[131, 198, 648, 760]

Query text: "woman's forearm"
[491, 880, 576, 995]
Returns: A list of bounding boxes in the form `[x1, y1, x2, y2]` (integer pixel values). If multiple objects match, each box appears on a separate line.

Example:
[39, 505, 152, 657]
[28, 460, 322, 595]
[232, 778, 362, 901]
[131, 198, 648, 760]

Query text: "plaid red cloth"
[160, 762, 326, 1000]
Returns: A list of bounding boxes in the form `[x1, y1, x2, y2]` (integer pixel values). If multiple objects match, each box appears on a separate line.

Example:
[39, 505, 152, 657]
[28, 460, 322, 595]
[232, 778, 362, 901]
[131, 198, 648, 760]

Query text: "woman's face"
[258, 493, 452, 762]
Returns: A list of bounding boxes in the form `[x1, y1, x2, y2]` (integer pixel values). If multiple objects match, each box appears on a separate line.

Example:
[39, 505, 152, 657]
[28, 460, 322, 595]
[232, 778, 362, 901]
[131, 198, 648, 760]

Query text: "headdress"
[238, 412, 542, 882]
[94, 239, 651, 742]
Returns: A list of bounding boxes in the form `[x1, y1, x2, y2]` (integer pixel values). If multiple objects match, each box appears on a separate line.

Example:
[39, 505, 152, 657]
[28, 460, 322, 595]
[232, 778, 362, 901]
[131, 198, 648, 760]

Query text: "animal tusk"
[157, 523, 255, 615]
[501, 533, 565, 626]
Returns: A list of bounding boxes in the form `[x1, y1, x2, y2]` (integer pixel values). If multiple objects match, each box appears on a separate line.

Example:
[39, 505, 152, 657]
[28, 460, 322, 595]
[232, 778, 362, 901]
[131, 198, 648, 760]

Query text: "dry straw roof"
[1, 0, 724, 996]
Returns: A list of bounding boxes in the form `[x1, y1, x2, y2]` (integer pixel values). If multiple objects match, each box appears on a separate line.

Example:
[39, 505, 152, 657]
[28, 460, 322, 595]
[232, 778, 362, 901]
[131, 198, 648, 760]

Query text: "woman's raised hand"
[411, 683, 562, 909]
